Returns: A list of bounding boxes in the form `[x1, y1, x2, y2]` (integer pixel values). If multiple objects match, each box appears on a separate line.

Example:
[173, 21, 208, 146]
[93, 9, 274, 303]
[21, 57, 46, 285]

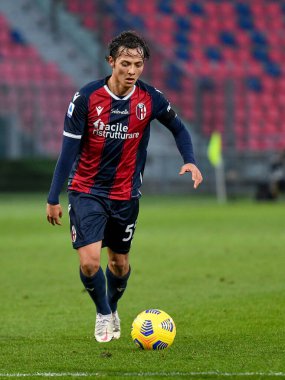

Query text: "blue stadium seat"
[176, 16, 191, 31]
[251, 30, 267, 46]
[130, 15, 145, 29]
[237, 15, 254, 30]
[112, 0, 126, 12]
[246, 76, 263, 92]
[219, 31, 237, 47]
[264, 61, 282, 77]
[10, 29, 26, 45]
[188, 2, 205, 15]
[252, 47, 270, 63]
[205, 46, 223, 62]
[115, 19, 132, 34]
[174, 32, 189, 45]
[235, 2, 252, 16]
[158, 0, 173, 14]
[175, 46, 191, 61]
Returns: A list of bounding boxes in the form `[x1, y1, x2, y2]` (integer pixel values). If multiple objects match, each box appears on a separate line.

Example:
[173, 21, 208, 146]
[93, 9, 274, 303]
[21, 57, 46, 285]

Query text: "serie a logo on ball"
[131, 309, 176, 350]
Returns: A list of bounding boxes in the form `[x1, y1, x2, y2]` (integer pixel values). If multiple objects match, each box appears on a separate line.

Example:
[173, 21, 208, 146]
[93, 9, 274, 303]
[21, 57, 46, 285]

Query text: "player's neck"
[107, 77, 134, 97]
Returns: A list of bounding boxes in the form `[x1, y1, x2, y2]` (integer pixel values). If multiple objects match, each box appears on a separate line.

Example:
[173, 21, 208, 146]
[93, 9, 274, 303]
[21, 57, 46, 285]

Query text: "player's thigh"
[68, 191, 108, 249]
[104, 199, 139, 254]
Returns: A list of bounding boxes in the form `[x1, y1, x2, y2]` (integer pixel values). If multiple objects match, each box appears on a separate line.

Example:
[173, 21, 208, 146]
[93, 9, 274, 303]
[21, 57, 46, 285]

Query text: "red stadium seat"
[65, 1, 81, 14]
[0, 11, 76, 155]
[172, 1, 188, 16]
[83, 15, 97, 30]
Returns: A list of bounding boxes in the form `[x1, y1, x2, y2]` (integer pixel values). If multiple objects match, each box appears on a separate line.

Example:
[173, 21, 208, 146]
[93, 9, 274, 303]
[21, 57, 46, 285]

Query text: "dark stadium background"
[1, 0, 285, 201]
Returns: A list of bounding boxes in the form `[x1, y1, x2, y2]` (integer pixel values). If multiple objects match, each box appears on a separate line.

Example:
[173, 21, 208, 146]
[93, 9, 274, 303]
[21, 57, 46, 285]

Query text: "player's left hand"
[46, 203, 63, 226]
[179, 163, 203, 189]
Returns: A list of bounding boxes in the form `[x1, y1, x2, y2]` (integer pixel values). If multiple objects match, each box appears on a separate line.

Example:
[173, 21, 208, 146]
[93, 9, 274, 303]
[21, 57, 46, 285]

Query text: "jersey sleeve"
[151, 88, 174, 121]
[47, 89, 88, 204]
[151, 88, 196, 165]
[163, 116, 196, 164]
[47, 136, 81, 204]
[63, 90, 88, 139]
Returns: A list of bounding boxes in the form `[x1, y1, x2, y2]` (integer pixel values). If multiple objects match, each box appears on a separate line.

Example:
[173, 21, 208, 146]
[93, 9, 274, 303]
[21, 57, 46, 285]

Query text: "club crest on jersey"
[71, 225, 77, 243]
[136, 103, 146, 120]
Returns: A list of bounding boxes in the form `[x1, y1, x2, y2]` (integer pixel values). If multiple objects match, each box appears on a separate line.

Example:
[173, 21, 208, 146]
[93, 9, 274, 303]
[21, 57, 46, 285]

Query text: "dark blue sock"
[106, 265, 131, 313]
[80, 266, 111, 315]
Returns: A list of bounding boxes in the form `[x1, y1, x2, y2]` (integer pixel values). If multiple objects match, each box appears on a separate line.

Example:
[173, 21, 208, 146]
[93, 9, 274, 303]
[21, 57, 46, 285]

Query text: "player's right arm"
[46, 90, 87, 226]
[46, 136, 81, 225]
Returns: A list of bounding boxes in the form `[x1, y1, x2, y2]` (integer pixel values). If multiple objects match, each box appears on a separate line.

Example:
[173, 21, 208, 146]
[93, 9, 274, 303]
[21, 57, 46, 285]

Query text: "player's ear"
[108, 56, 115, 68]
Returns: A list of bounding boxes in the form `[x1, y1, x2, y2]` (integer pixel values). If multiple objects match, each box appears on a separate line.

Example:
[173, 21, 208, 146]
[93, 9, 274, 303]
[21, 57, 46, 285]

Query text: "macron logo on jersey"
[96, 106, 104, 116]
[93, 119, 139, 140]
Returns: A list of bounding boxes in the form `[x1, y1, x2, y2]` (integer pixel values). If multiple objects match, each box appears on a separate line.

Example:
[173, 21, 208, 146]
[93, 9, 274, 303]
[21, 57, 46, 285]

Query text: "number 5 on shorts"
[123, 222, 137, 242]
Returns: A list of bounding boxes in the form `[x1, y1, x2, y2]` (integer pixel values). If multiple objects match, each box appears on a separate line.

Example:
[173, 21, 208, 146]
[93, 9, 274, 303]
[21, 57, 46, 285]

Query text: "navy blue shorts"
[68, 191, 139, 253]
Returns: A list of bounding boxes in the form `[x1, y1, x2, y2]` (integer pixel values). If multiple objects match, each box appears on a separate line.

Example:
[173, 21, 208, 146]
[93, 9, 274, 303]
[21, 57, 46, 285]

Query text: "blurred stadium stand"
[1, 0, 285, 196]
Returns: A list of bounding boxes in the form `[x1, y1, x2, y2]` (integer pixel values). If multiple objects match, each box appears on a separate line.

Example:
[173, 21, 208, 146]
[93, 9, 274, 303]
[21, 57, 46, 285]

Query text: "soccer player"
[46, 31, 203, 342]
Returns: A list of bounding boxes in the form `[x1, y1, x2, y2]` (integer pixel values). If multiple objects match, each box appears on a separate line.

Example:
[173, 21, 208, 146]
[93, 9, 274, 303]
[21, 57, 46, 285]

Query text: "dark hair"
[106, 30, 150, 61]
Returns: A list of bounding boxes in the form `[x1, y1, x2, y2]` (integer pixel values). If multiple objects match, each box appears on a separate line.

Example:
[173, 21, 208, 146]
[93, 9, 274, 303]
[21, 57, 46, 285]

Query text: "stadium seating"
[2, 0, 285, 155]
[72, 0, 283, 152]
[64, 0, 98, 30]
[0, 12, 76, 155]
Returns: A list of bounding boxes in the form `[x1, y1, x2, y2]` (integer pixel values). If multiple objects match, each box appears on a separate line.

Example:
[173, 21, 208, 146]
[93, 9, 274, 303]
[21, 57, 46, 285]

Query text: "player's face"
[109, 47, 144, 90]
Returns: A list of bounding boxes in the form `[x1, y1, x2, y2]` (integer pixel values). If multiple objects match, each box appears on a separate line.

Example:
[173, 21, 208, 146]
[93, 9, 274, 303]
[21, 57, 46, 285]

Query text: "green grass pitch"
[0, 194, 285, 380]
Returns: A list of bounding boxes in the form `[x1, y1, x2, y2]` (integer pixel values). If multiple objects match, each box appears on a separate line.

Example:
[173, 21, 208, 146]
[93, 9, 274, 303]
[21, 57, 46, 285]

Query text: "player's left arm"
[152, 87, 202, 189]
[157, 110, 203, 189]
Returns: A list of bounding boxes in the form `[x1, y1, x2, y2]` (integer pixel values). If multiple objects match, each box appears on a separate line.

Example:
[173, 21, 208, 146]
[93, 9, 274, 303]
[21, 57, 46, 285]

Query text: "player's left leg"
[104, 198, 139, 339]
[106, 249, 131, 339]
[107, 248, 130, 310]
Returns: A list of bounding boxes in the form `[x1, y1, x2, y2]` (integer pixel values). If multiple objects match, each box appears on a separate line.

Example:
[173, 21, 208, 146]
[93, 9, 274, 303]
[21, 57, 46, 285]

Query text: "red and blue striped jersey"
[62, 77, 194, 200]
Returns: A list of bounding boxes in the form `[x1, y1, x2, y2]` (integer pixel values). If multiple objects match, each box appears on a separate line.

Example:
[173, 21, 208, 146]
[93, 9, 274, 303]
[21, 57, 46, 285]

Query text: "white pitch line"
[0, 372, 285, 378]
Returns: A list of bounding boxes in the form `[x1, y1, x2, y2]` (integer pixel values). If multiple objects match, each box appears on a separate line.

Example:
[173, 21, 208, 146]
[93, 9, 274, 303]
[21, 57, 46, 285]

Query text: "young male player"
[46, 31, 203, 343]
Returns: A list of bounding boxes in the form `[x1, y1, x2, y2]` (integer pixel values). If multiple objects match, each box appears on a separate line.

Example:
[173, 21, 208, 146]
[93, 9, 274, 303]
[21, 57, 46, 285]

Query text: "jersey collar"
[103, 84, 136, 100]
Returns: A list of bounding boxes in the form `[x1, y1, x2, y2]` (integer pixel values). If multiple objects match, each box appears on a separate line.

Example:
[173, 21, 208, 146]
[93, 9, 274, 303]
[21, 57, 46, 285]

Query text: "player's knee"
[80, 260, 100, 277]
[109, 260, 129, 277]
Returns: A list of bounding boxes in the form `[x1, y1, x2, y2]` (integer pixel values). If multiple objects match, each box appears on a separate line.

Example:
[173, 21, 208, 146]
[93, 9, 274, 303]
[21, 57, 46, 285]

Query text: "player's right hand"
[46, 203, 63, 226]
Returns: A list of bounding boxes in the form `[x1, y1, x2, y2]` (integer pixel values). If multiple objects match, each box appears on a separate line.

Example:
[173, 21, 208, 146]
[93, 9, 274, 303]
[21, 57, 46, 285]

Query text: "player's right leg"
[68, 192, 113, 342]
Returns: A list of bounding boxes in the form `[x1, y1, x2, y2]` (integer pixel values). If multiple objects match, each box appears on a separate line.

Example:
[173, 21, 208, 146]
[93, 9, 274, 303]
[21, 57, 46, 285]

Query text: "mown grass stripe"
[0, 372, 285, 377]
